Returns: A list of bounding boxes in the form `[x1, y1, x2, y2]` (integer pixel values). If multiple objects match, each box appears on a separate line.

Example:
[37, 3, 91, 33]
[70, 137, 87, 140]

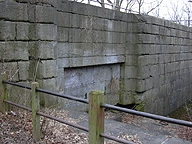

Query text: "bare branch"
[146, 0, 164, 15]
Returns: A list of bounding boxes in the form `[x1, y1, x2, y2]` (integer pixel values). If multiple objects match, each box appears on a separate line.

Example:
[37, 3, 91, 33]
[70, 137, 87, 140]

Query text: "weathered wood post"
[0, 73, 8, 113]
[31, 82, 40, 141]
[89, 90, 104, 144]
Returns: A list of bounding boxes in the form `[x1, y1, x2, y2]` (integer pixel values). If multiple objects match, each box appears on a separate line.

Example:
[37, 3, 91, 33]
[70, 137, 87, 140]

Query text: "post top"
[31, 82, 39, 85]
[90, 90, 104, 95]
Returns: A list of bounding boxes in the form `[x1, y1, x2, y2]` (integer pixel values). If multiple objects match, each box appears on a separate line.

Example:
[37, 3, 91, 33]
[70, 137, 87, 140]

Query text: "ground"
[0, 105, 192, 144]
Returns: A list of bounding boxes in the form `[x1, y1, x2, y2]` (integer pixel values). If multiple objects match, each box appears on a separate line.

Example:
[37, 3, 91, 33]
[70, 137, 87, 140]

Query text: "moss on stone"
[135, 103, 144, 112]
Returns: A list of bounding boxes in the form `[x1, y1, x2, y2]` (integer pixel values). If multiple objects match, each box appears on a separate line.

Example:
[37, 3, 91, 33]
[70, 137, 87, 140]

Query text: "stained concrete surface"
[66, 110, 192, 144]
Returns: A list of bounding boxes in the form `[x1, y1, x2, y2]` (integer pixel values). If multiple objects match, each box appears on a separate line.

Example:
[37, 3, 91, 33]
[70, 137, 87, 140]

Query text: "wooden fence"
[1, 72, 192, 144]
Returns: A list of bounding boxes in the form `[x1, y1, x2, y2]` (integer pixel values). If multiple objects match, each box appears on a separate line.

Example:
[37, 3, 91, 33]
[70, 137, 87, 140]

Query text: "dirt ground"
[0, 106, 192, 144]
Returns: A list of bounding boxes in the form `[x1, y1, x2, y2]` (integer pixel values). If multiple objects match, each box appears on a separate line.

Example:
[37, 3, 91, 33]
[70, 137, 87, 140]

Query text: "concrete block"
[127, 23, 133, 33]
[159, 26, 166, 35]
[136, 79, 146, 92]
[126, 33, 138, 44]
[0, 21, 16, 40]
[69, 28, 92, 43]
[109, 9, 128, 22]
[126, 43, 139, 55]
[125, 55, 138, 66]
[147, 55, 158, 65]
[37, 41, 57, 59]
[126, 13, 140, 23]
[105, 20, 114, 31]
[138, 56, 147, 66]
[159, 64, 165, 74]
[27, 0, 57, 7]
[138, 34, 151, 44]
[146, 44, 156, 54]
[151, 17, 164, 26]
[137, 44, 147, 55]
[159, 75, 165, 86]
[0, 42, 28, 61]
[158, 54, 165, 64]
[105, 31, 113, 43]
[151, 25, 159, 34]
[0, 1, 28, 21]
[124, 79, 137, 91]
[18, 61, 30, 81]
[164, 20, 171, 28]
[92, 43, 106, 56]
[145, 77, 153, 90]
[57, 12, 70, 27]
[104, 44, 125, 56]
[170, 29, 177, 37]
[92, 17, 106, 31]
[0, 62, 19, 82]
[57, 56, 125, 68]
[7, 81, 31, 107]
[36, 24, 57, 40]
[38, 60, 57, 79]
[70, 1, 91, 15]
[93, 30, 120, 43]
[114, 21, 127, 32]
[28, 5, 56, 24]
[57, 67, 64, 90]
[137, 66, 150, 79]
[154, 45, 161, 54]
[119, 91, 136, 105]
[124, 66, 137, 79]
[164, 27, 171, 36]
[57, 42, 94, 58]
[57, 27, 69, 42]
[70, 14, 80, 28]
[149, 65, 159, 76]
[164, 54, 171, 63]
[56, 0, 70, 12]
[37, 78, 58, 107]
[153, 75, 160, 88]
[28, 41, 56, 59]
[137, 23, 151, 33]
[28, 23, 36, 40]
[16, 22, 30, 40]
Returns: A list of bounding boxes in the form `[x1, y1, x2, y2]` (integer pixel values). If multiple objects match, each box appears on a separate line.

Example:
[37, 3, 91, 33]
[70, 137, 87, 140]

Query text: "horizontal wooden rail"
[100, 133, 136, 144]
[3, 75, 192, 143]
[101, 103, 192, 127]
[3, 100, 88, 132]
[2, 80, 88, 104]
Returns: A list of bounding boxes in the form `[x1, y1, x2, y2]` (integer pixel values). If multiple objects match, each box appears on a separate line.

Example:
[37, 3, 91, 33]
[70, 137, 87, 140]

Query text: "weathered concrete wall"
[0, 0, 58, 107]
[130, 16, 192, 115]
[0, 0, 192, 115]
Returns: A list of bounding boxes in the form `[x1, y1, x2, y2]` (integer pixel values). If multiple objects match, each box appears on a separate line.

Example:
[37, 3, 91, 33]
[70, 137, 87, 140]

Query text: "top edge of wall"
[2, 0, 192, 30]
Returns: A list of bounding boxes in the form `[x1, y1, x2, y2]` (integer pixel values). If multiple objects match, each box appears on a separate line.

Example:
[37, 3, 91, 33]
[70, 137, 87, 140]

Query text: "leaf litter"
[0, 108, 190, 144]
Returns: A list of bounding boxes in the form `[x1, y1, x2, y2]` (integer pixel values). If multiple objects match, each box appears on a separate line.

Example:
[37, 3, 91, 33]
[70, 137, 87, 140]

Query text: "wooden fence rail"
[0, 73, 133, 144]
[1, 72, 192, 144]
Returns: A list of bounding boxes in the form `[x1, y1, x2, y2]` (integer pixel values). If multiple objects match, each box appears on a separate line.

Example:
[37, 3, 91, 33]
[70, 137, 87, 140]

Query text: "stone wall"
[132, 16, 192, 115]
[0, 0, 192, 115]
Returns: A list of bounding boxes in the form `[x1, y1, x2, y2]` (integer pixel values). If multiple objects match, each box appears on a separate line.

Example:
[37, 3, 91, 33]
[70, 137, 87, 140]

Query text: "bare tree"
[183, 3, 192, 26]
[96, 0, 105, 7]
[73, 0, 165, 18]
[166, 0, 192, 27]
[168, 0, 184, 24]
[146, 0, 164, 16]
[125, 0, 136, 13]
[136, 0, 144, 14]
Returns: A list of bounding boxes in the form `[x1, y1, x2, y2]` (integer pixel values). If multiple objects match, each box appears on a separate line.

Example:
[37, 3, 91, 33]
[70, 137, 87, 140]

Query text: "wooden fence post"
[31, 82, 40, 141]
[89, 90, 104, 144]
[0, 73, 8, 113]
